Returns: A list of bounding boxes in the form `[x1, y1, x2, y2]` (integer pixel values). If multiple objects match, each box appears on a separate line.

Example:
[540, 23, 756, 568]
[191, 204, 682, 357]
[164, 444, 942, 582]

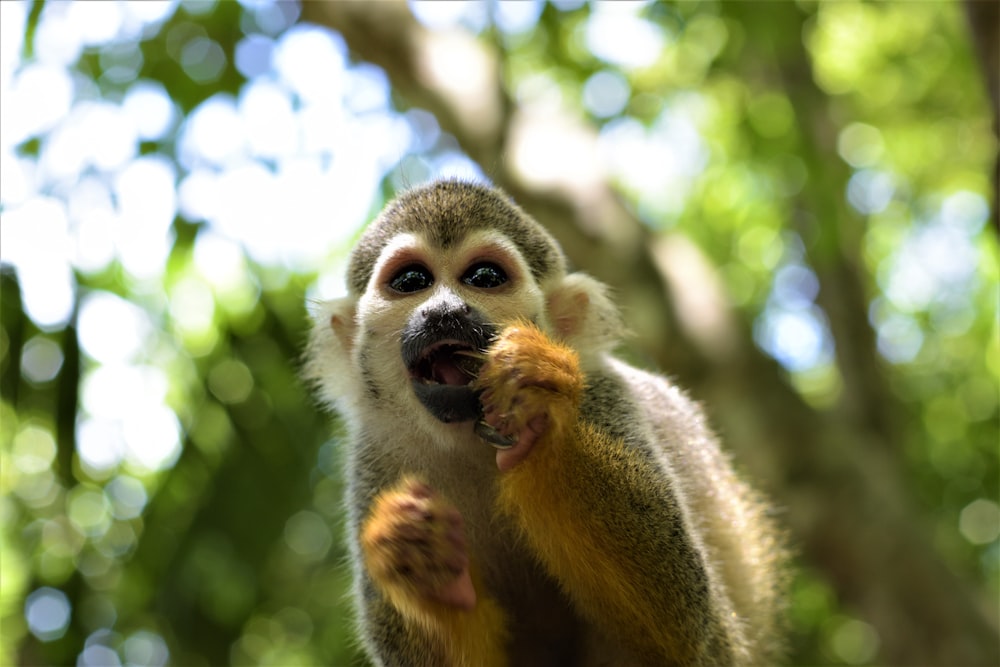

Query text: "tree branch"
[963, 0, 999, 235]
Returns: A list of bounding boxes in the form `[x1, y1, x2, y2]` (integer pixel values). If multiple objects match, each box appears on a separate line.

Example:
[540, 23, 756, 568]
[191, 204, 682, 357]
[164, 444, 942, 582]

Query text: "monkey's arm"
[359, 476, 509, 667]
[479, 324, 735, 665]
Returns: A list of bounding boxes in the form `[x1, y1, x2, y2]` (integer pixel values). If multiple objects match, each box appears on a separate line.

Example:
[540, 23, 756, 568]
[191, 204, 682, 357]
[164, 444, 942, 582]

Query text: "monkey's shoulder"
[580, 357, 715, 453]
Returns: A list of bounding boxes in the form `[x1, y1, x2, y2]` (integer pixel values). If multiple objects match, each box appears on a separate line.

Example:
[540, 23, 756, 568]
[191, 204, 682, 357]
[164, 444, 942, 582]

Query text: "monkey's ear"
[304, 297, 358, 406]
[323, 297, 358, 350]
[546, 273, 622, 354]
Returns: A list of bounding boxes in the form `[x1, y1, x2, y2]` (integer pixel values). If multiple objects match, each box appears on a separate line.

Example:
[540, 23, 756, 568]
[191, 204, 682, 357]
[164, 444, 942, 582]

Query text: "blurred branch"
[23, 0, 45, 60]
[302, 2, 1000, 664]
[55, 319, 79, 486]
[0, 267, 25, 407]
[963, 0, 999, 235]
[723, 2, 903, 450]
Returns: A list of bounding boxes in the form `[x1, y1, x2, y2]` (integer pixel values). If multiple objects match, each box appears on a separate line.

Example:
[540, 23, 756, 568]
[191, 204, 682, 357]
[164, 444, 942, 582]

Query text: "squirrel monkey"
[306, 180, 786, 666]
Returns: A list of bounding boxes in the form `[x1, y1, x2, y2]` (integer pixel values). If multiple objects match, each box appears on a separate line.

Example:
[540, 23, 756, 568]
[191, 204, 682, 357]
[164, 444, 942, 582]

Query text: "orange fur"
[362, 478, 510, 667]
[485, 323, 727, 663]
[498, 423, 696, 662]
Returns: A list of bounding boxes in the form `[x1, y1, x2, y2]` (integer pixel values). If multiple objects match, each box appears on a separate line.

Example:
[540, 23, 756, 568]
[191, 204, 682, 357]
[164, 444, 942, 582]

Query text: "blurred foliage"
[1, 1, 996, 666]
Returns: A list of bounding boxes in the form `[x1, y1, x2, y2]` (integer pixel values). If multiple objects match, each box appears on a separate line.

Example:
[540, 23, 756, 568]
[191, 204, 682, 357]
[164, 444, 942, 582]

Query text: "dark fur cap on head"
[347, 180, 567, 295]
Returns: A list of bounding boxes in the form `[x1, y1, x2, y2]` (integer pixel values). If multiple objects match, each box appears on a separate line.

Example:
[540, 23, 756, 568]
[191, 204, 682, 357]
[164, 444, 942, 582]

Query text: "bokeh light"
[25, 587, 71, 642]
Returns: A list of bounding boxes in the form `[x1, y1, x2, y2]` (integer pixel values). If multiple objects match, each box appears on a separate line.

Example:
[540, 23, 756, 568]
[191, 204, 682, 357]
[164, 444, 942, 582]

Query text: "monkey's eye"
[389, 265, 434, 293]
[462, 262, 508, 289]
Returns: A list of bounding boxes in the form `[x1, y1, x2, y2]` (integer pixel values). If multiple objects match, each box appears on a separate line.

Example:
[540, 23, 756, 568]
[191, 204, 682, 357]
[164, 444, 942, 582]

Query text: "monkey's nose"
[420, 289, 470, 319]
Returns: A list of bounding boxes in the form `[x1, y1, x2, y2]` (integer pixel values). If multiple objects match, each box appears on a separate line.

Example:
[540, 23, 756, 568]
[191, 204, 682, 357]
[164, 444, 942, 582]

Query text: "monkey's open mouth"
[409, 341, 483, 387]
[405, 340, 486, 424]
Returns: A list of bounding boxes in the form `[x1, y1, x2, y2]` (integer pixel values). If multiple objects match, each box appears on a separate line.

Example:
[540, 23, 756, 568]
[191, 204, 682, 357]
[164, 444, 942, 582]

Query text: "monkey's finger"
[430, 567, 476, 611]
[495, 415, 547, 472]
[475, 420, 517, 449]
[397, 477, 434, 500]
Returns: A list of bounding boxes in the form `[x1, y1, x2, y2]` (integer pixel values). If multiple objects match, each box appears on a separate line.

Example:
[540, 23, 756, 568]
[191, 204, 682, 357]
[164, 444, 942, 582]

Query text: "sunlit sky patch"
[78, 362, 182, 474]
[756, 305, 834, 373]
[583, 70, 631, 118]
[494, 0, 545, 35]
[24, 587, 72, 642]
[122, 81, 177, 140]
[77, 292, 153, 365]
[879, 200, 983, 314]
[20, 336, 65, 385]
[598, 99, 708, 220]
[586, 2, 666, 69]
[0, 197, 76, 329]
[756, 258, 835, 373]
[409, 0, 489, 33]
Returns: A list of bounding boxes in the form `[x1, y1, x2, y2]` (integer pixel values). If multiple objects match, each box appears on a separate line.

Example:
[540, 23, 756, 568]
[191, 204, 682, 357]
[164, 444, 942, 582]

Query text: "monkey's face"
[355, 229, 551, 431]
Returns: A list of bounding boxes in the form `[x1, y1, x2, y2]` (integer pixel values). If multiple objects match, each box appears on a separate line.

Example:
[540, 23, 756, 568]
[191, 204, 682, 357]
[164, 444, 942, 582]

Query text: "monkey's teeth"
[452, 353, 484, 378]
[413, 343, 481, 386]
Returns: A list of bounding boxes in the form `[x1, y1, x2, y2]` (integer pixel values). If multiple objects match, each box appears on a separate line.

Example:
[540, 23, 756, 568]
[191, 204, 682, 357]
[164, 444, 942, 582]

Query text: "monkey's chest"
[426, 457, 588, 662]
[468, 524, 584, 665]
[491, 550, 582, 665]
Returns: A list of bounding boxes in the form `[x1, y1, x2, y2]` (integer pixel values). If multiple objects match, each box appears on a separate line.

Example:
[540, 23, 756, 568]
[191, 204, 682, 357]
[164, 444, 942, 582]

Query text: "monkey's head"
[307, 180, 619, 440]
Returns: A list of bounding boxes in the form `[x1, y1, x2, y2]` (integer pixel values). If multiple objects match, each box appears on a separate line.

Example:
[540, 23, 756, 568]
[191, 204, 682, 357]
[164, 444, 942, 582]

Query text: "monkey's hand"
[362, 476, 476, 612]
[475, 322, 584, 471]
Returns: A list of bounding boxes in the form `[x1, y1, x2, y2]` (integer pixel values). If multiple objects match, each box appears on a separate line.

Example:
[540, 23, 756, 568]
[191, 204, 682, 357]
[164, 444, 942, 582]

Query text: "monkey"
[306, 179, 786, 666]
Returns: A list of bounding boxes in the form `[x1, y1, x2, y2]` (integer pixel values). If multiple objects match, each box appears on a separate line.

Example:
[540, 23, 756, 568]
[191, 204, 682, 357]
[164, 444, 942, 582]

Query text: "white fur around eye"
[370, 233, 427, 295]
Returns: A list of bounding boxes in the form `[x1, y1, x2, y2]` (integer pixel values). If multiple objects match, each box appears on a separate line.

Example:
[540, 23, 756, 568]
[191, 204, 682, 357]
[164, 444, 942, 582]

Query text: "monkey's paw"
[362, 477, 475, 610]
[475, 322, 584, 471]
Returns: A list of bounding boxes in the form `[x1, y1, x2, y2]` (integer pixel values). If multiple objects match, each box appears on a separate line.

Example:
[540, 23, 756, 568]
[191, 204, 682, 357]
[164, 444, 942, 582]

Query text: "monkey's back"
[599, 357, 787, 663]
